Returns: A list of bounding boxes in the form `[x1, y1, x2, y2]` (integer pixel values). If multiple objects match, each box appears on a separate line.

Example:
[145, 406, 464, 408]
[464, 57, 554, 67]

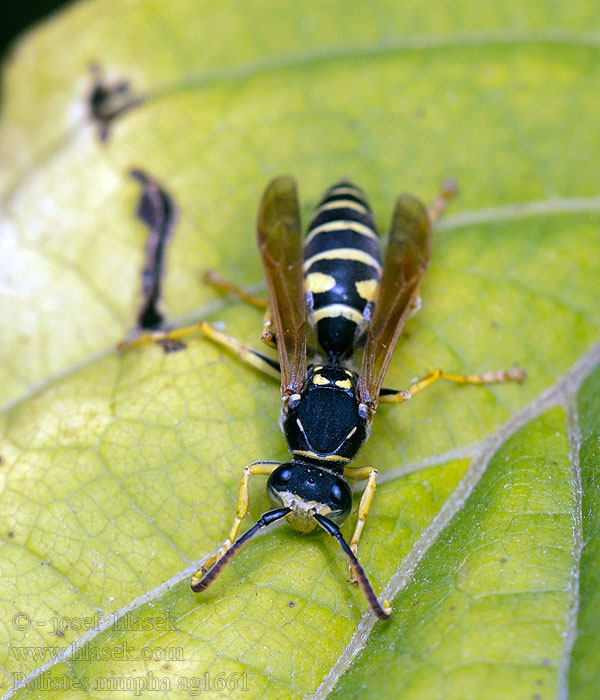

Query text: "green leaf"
[568, 365, 600, 699]
[1, 1, 599, 698]
[331, 409, 573, 699]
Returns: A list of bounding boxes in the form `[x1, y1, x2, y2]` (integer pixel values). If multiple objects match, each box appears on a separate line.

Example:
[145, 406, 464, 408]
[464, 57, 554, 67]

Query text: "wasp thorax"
[267, 462, 352, 530]
[281, 365, 368, 464]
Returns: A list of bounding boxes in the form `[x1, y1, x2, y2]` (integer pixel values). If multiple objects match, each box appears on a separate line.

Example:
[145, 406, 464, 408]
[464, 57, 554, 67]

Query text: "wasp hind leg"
[427, 178, 458, 226]
[121, 321, 281, 380]
[204, 269, 277, 349]
[379, 366, 526, 404]
[203, 269, 267, 309]
[191, 461, 280, 588]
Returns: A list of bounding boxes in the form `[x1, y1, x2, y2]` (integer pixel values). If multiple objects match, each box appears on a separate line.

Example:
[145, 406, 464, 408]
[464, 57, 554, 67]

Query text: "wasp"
[129, 176, 524, 618]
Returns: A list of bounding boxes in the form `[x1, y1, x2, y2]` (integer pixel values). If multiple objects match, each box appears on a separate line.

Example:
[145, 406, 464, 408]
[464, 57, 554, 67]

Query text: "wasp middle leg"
[379, 366, 526, 404]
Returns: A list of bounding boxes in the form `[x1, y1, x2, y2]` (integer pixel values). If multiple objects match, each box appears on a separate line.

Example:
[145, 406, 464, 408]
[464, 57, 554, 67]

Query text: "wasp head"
[266, 461, 352, 532]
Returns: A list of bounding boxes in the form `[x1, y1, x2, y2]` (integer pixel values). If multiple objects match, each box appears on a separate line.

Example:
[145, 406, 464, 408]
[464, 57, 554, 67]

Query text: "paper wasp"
[127, 176, 524, 619]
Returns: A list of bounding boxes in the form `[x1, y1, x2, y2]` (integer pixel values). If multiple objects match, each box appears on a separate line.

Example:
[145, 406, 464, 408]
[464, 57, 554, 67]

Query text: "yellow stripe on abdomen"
[304, 219, 379, 248]
[309, 304, 365, 325]
[303, 248, 382, 274]
[310, 198, 369, 219]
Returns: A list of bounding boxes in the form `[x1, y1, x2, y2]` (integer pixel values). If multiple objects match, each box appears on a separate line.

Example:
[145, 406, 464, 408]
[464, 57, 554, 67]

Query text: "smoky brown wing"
[257, 176, 306, 395]
[358, 193, 432, 409]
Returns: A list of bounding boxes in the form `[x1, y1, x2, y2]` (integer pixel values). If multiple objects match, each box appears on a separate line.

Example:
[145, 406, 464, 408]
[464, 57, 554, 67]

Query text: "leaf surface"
[0, 1, 599, 698]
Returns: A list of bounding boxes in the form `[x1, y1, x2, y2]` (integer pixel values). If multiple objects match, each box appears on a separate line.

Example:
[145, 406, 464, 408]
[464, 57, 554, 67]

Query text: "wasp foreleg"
[343, 465, 379, 584]
[191, 460, 280, 587]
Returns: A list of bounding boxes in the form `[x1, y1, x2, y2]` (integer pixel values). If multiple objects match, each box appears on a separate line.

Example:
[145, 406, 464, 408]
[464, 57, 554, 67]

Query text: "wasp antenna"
[313, 514, 392, 620]
[191, 508, 291, 592]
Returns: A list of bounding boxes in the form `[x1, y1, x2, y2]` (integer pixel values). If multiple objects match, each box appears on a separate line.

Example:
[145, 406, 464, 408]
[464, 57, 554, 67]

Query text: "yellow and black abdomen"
[303, 181, 382, 360]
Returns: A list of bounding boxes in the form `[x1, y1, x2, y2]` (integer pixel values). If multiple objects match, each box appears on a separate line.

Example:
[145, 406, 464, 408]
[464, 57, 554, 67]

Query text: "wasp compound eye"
[266, 463, 294, 507]
[327, 478, 352, 523]
[330, 483, 346, 509]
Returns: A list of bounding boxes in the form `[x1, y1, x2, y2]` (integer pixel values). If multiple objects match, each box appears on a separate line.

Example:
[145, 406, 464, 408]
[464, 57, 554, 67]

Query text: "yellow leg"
[379, 366, 526, 404]
[428, 178, 458, 226]
[191, 461, 280, 588]
[203, 269, 267, 309]
[260, 307, 277, 348]
[345, 466, 379, 556]
[343, 466, 379, 583]
[197, 322, 281, 380]
[120, 321, 281, 381]
[203, 269, 277, 349]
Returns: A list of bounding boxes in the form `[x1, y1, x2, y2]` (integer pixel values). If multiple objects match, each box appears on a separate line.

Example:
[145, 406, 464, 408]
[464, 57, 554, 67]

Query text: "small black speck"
[7, 531, 13, 538]
[55, 629, 65, 638]
[88, 65, 145, 141]
[499, 557, 508, 564]
[288, 601, 295, 608]
[160, 338, 187, 354]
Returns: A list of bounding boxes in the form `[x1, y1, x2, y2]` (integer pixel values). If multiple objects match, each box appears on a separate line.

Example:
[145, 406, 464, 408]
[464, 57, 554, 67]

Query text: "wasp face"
[266, 461, 353, 532]
[281, 365, 369, 466]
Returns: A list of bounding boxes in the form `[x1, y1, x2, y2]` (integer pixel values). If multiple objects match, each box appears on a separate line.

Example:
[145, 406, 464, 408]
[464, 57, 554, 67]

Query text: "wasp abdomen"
[304, 181, 382, 359]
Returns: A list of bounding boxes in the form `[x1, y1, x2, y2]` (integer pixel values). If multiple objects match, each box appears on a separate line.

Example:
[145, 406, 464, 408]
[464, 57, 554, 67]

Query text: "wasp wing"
[358, 194, 432, 409]
[257, 176, 306, 396]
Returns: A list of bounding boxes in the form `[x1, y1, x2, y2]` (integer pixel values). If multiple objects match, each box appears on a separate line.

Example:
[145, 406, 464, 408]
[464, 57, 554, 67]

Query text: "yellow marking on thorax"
[312, 373, 330, 385]
[304, 220, 378, 247]
[355, 279, 378, 302]
[303, 248, 382, 274]
[311, 199, 369, 218]
[335, 378, 352, 389]
[292, 450, 350, 463]
[309, 304, 365, 325]
[306, 272, 337, 294]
